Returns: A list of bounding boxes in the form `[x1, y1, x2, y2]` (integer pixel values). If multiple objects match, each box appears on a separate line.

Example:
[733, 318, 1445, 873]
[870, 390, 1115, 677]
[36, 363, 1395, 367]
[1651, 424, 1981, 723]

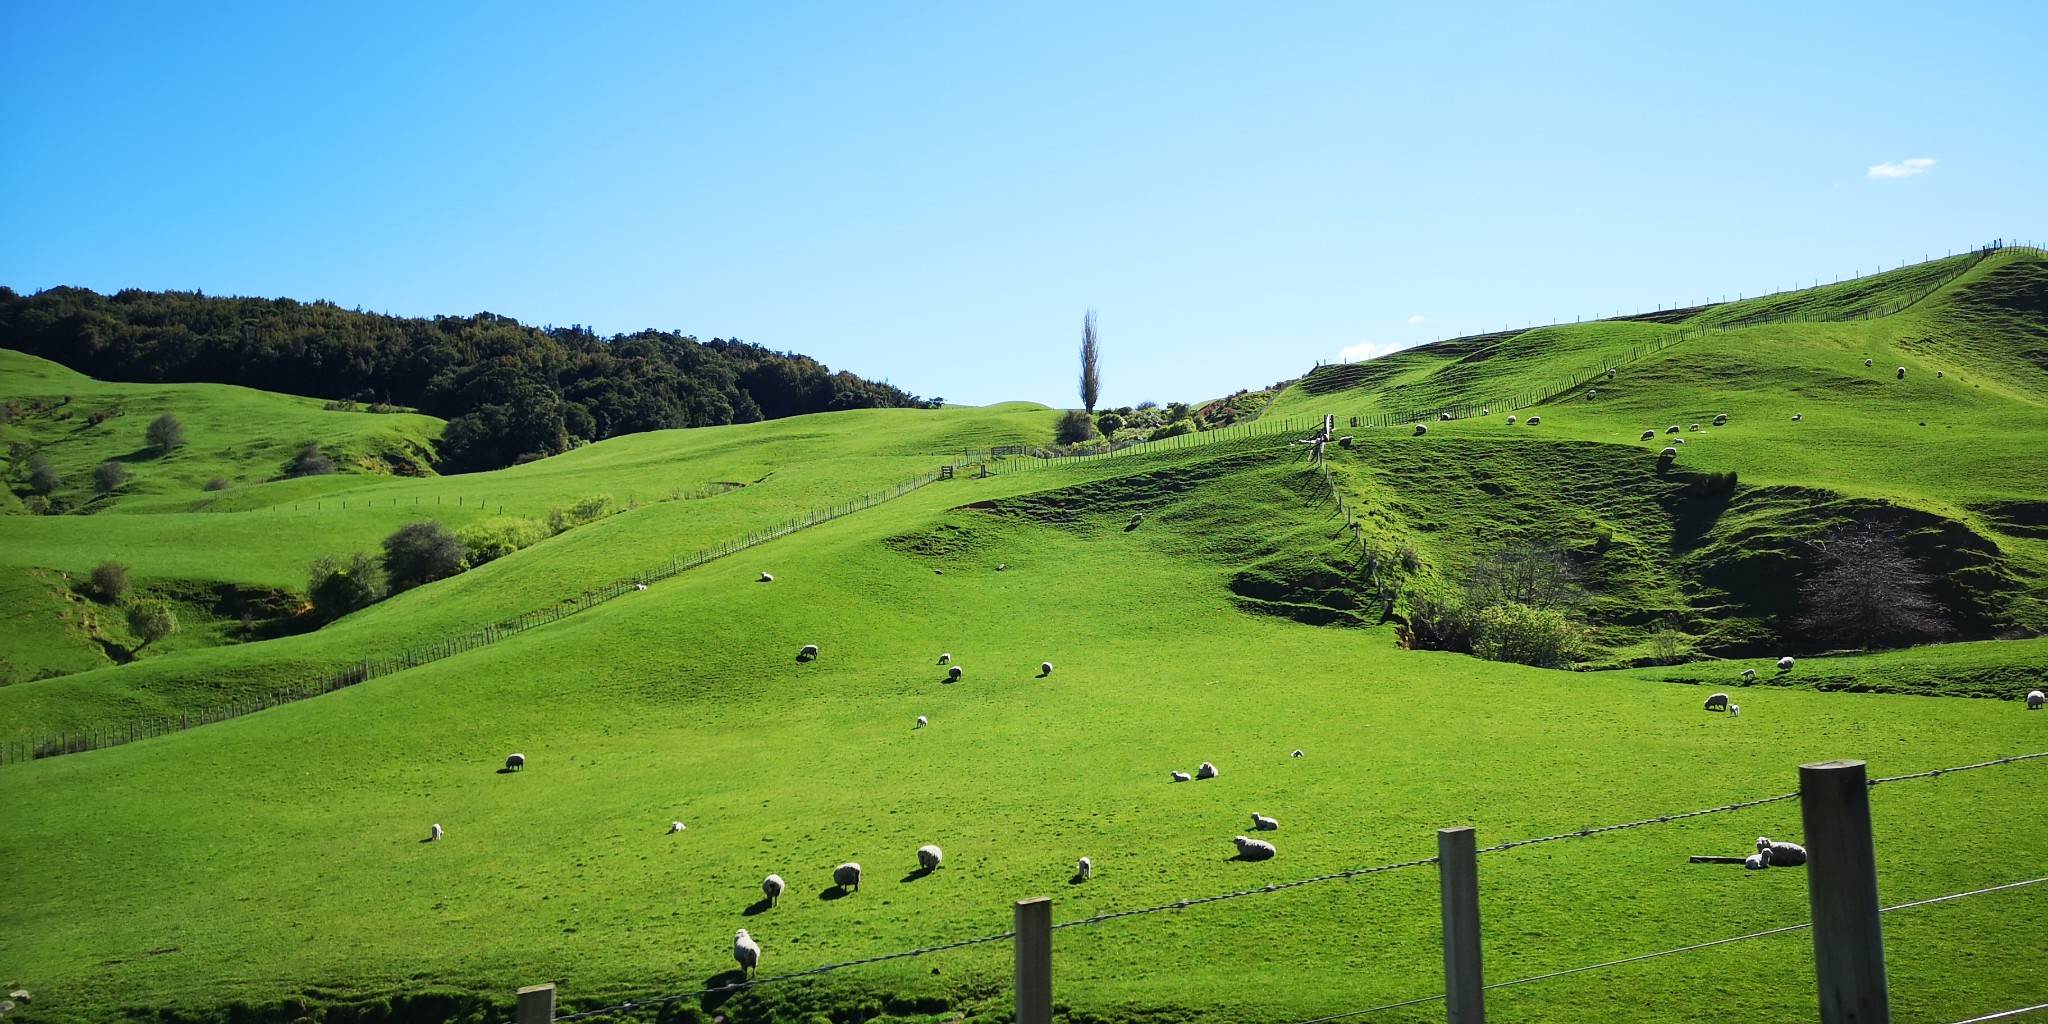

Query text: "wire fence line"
[1867, 749, 2048, 786]
[1476, 789, 1805, 855]
[1948, 1003, 2048, 1024]
[1, 464, 963, 767]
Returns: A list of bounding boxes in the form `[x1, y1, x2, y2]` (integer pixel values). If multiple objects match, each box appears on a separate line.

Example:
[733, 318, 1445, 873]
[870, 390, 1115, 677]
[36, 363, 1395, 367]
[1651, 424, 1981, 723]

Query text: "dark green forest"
[0, 286, 932, 470]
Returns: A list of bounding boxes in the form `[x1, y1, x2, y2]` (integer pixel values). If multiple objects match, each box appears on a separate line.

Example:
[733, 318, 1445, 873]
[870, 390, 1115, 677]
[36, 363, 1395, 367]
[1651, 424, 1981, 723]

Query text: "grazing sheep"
[834, 862, 862, 891]
[733, 928, 761, 978]
[1660, 447, 1679, 459]
[934, 568, 943, 575]
[1741, 668, 1758, 682]
[939, 653, 951, 664]
[1744, 851, 1770, 870]
[1641, 430, 1657, 441]
[1936, 370, 1944, 378]
[1527, 416, 1541, 426]
[1667, 425, 1681, 434]
[1587, 389, 1599, 399]
[505, 753, 525, 771]
[1865, 358, 1873, 367]
[1713, 413, 1728, 425]
[947, 665, 963, 682]
[917, 844, 944, 871]
[1196, 761, 1219, 780]
[915, 715, 928, 729]
[670, 821, 686, 833]
[759, 572, 774, 583]
[1778, 656, 1796, 671]
[1077, 856, 1092, 881]
[1171, 771, 1192, 782]
[1338, 435, 1355, 447]
[1131, 513, 1144, 527]
[1607, 368, 1617, 378]
[1440, 411, 1454, 421]
[1041, 661, 1054, 675]
[2027, 690, 2044, 710]
[1506, 415, 1516, 425]
[800, 644, 819, 660]
[996, 563, 1008, 571]
[1792, 413, 1803, 421]
[1292, 749, 1305, 758]
[1897, 366, 1906, 379]
[430, 823, 443, 841]
[1251, 812, 1280, 831]
[1705, 692, 1731, 712]
[1689, 423, 1701, 431]
[762, 873, 785, 906]
[1414, 423, 1428, 436]
[1674, 437, 1686, 444]
[1730, 704, 1740, 718]
[1758, 836, 1807, 866]
[1233, 836, 1277, 861]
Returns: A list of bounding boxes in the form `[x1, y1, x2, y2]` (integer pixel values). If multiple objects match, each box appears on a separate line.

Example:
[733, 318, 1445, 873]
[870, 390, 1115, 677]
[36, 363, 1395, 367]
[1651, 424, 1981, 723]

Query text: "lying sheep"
[1233, 836, 1277, 861]
[1705, 692, 1731, 712]
[1076, 856, 1092, 881]
[762, 873, 786, 906]
[1527, 415, 1540, 425]
[1744, 851, 1770, 870]
[1713, 413, 1728, 425]
[917, 844, 944, 871]
[1041, 662, 1054, 676]
[996, 563, 1008, 571]
[1171, 771, 1192, 782]
[1741, 668, 1757, 682]
[733, 928, 761, 978]
[1414, 424, 1429, 436]
[1292, 749, 1305, 758]
[800, 644, 819, 660]
[635, 583, 648, 591]
[1251, 812, 1280, 831]
[1792, 413, 1803, 421]
[759, 572, 774, 583]
[1673, 437, 1686, 444]
[1778, 656, 1796, 671]
[947, 665, 963, 682]
[1196, 761, 1219, 780]
[668, 821, 687, 834]
[2027, 689, 2044, 710]
[1641, 430, 1657, 441]
[915, 715, 928, 729]
[1758, 836, 1807, 866]
[505, 752, 525, 771]
[834, 862, 862, 892]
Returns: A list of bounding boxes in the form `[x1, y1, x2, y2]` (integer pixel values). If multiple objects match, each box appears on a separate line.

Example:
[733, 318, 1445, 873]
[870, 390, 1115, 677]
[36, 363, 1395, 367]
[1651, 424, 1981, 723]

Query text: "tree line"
[0, 286, 934, 470]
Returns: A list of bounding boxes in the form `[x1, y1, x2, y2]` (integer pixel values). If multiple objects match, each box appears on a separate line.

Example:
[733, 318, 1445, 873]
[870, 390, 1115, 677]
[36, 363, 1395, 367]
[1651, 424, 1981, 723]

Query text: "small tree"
[308, 552, 387, 620]
[1796, 519, 1946, 649]
[1472, 602, 1584, 668]
[1054, 410, 1097, 445]
[89, 561, 131, 604]
[1096, 411, 1125, 436]
[287, 442, 337, 477]
[1079, 309, 1101, 413]
[92, 460, 128, 494]
[383, 521, 468, 592]
[146, 413, 186, 453]
[1464, 537, 1586, 611]
[28, 454, 61, 494]
[125, 599, 179, 650]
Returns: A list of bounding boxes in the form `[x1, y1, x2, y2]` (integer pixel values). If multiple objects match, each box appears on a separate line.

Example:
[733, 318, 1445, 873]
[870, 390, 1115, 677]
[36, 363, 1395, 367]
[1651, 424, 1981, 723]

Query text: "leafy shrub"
[1152, 420, 1194, 440]
[307, 552, 387, 620]
[459, 517, 551, 566]
[203, 477, 231, 491]
[1683, 469, 1738, 496]
[124, 599, 179, 650]
[1401, 583, 1474, 652]
[1646, 619, 1694, 665]
[287, 442, 337, 477]
[1472, 602, 1584, 668]
[23, 495, 50, 515]
[1054, 410, 1097, 445]
[1096, 412, 1125, 436]
[87, 408, 117, 426]
[92, 461, 128, 494]
[382, 521, 468, 592]
[146, 413, 186, 453]
[546, 494, 614, 535]
[28, 455, 61, 494]
[89, 561, 131, 603]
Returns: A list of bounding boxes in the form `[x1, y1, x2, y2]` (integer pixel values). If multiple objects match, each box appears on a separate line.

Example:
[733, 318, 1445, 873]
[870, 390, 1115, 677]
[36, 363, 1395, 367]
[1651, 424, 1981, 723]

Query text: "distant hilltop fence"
[1298, 238, 2041, 427]
[1, 465, 961, 766]
[967, 415, 1323, 474]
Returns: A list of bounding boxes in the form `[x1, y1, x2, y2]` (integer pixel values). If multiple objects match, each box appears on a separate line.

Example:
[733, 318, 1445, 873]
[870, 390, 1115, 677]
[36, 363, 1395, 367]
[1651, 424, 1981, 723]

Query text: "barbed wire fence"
[507, 750, 2048, 1024]
[1, 463, 965, 766]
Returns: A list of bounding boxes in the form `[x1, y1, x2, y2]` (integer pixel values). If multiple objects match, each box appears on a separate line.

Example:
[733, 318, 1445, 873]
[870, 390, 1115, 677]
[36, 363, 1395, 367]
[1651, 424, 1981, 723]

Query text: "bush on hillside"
[28, 454, 61, 494]
[1400, 583, 1475, 653]
[92, 461, 128, 494]
[203, 477, 230, 491]
[1464, 537, 1586, 611]
[382, 521, 468, 592]
[1797, 518, 1947, 649]
[124, 599, 179, 650]
[146, 413, 186, 453]
[1096, 412, 1125, 436]
[459, 517, 551, 566]
[1054, 410, 1097, 445]
[545, 494, 614, 535]
[89, 561, 131, 604]
[1471, 602, 1584, 668]
[286, 442, 337, 478]
[308, 552, 387, 621]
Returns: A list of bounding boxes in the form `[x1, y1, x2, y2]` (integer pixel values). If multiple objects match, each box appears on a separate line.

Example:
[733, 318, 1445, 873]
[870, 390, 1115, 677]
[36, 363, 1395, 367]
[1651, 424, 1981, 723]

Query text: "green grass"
[5, 252, 2048, 1024]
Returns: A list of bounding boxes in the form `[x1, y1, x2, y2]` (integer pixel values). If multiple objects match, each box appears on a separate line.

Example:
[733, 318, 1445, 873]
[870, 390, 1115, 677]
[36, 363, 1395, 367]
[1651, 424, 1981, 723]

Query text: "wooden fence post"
[1801, 759, 1889, 1023]
[1439, 826, 1485, 1024]
[1014, 897, 1052, 1024]
[515, 982, 554, 1024]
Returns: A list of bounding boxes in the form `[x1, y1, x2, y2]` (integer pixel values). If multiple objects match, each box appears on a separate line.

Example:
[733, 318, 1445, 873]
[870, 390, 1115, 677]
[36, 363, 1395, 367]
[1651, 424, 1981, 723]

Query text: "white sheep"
[1196, 761, 1219, 780]
[1667, 425, 1681, 434]
[1251, 812, 1279, 831]
[1744, 851, 1770, 870]
[1292, 749, 1304, 758]
[1587, 389, 1599, 399]
[1414, 423, 1428, 436]
[1660, 447, 1678, 459]
[669, 821, 686, 834]
[505, 753, 525, 771]
[1705, 692, 1730, 712]
[2027, 690, 2044, 710]
[1896, 366, 1906, 379]
[1440, 411, 1454, 421]
[1792, 413, 1803, 421]
[1076, 856, 1092, 881]
[800, 643, 819, 660]
[1741, 668, 1758, 682]
[1778, 656, 1796, 671]
[934, 568, 943, 575]
[917, 844, 943, 871]
[762, 873, 785, 906]
[1338, 435, 1355, 447]
[915, 715, 928, 729]
[1758, 836, 1807, 866]
[1041, 661, 1054, 676]
[1689, 423, 1701, 431]
[430, 823, 443, 842]
[1527, 416, 1541, 425]
[1641, 430, 1657, 441]
[834, 862, 862, 892]
[1936, 370, 1944, 378]
[733, 928, 761, 978]
[1131, 512, 1145, 526]
[1730, 704, 1740, 717]
[1505, 415, 1516, 425]
[1171, 771, 1192, 782]
[1606, 368, 1617, 378]
[947, 665, 963, 682]
[939, 653, 951, 664]
[1713, 413, 1728, 425]
[996, 563, 1007, 570]
[1673, 437, 1686, 444]
[635, 583, 647, 591]
[1233, 836, 1277, 861]
[760, 572, 774, 583]
[1865, 358, 1873, 367]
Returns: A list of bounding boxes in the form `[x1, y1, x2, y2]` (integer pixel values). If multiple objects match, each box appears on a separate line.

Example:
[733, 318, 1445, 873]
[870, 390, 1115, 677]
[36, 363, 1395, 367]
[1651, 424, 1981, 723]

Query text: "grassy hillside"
[4, 251, 2048, 1024]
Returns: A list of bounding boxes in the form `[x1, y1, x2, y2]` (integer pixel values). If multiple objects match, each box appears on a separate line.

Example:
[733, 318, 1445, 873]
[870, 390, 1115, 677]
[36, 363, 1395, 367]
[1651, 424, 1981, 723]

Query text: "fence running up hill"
[0, 465, 960, 766]
[510, 751, 2048, 1024]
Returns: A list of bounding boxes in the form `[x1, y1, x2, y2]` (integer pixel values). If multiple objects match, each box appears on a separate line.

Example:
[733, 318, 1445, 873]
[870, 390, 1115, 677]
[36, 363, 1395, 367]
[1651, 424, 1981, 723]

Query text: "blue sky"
[3, 2, 2043, 408]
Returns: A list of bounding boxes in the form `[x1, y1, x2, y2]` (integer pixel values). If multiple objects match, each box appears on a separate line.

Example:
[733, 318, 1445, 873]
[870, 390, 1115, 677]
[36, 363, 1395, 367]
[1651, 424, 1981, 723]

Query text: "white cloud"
[1338, 339, 1410, 363]
[1407, 314, 1427, 325]
[1868, 157, 1936, 180]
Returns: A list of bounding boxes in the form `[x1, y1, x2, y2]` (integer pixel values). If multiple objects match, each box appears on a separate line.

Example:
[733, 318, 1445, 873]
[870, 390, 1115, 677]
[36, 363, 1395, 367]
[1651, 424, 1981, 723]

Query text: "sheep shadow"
[495, 767, 517, 775]
[742, 897, 774, 916]
[1124, 522, 1141, 532]
[698, 970, 750, 1009]
[818, 885, 852, 901]
[418, 837, 436, 844]
[795, 654, 816, 663]
[1067, 873, 1089, 885]
[1224, 853, 1274, 863]
[1038, 668, 1051, 678]
[900, 866, 935, 883]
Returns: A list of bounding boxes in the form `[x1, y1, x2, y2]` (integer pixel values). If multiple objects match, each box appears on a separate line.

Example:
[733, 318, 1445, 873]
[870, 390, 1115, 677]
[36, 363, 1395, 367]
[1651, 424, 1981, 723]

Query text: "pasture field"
[4, 250, 2048, 1024]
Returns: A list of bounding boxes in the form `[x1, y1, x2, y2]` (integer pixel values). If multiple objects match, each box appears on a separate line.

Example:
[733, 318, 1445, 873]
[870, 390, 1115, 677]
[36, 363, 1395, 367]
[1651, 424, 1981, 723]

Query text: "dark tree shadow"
[818, 885, 851, 900]
[900, 866, 934, 883]
[742, 897, 774, 916]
